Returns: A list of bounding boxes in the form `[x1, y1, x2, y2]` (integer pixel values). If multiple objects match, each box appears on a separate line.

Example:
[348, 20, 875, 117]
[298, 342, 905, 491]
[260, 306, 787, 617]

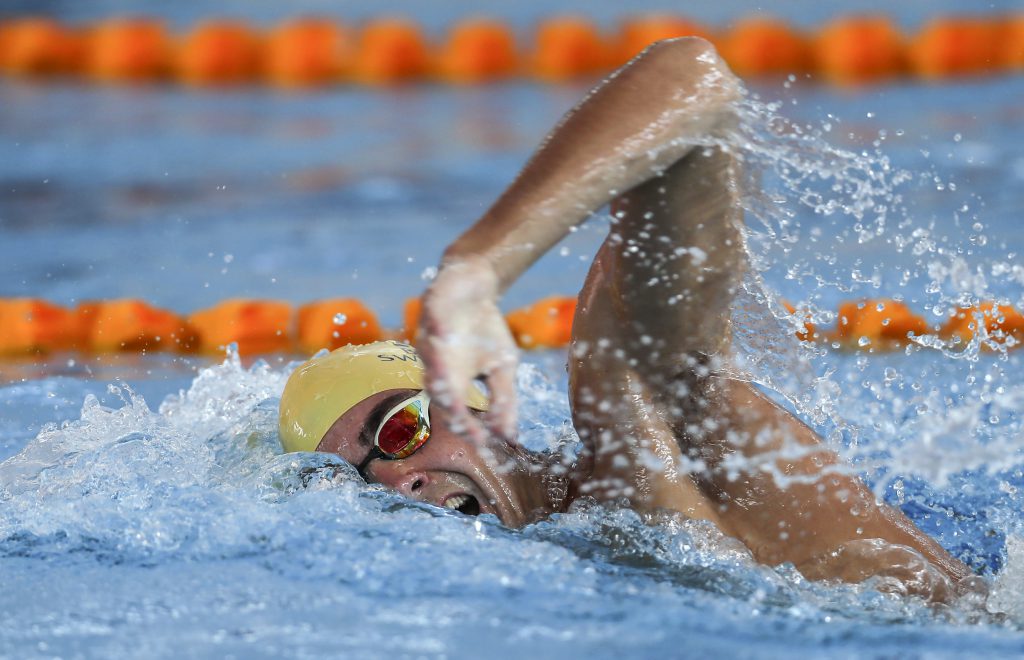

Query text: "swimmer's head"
[279, 340, 549, 526]
[279, 340, 488, 454]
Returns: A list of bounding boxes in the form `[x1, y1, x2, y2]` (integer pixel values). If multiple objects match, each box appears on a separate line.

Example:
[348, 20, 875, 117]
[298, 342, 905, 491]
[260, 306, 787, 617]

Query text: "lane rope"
[0, 14, 1021, 87]
[0, 296, 1020, 356]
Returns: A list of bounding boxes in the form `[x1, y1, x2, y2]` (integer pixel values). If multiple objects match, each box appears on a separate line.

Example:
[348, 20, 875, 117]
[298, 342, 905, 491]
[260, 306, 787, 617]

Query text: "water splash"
[691, 91, 1024, 500]
[0, 339, 1018, 660]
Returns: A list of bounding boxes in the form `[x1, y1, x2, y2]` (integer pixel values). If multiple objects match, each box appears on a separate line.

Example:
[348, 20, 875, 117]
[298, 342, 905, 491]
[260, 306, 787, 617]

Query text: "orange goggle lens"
[374, 394, 430, 459]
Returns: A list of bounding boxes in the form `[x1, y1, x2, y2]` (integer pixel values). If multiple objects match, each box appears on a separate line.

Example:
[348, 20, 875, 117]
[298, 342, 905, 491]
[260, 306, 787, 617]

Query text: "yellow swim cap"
[278, 340, 488, 453]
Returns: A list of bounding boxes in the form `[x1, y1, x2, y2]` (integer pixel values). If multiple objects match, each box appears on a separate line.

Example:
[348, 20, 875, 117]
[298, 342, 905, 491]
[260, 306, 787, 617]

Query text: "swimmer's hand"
[800, 539, 963, 604]
[420, 257, 519, 445]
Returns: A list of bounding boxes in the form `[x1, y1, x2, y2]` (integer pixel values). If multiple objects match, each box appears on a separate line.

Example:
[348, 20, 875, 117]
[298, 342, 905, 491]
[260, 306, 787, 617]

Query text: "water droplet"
[333, 314, 347, 326]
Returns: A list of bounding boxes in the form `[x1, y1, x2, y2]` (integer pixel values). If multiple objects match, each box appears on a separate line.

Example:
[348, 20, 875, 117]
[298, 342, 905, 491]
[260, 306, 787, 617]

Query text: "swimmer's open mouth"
[443, 493, 481, 516]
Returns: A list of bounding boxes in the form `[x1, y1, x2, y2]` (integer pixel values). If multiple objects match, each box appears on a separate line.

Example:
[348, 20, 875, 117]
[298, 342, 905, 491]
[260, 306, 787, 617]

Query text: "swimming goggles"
[356, 391, 431, 478]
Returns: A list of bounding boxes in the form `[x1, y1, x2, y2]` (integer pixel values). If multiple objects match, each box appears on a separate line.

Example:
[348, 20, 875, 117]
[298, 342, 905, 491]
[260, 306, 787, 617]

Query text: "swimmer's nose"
[373, 463, 429, 497]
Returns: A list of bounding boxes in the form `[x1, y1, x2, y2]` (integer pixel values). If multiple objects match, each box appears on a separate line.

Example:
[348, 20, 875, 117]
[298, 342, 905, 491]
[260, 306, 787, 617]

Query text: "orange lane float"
[264, 18, 350, 88]
[908, 17, 1001, 79]
[1000, 16, 1024, 69]
[297, 299, 382, 352]
[436, 18, 518, 83]
[836, 299, 930, 348]
[0, 299, 80, 354]
[402, 297, 422, 343]
[4, 296, 1024, 355]
[188, 299, 292, 355]
[352, 18, 429, 84]
[0, 17, 81, 77]
[505, 296, 577, 349]
[940, 303, 1024, 347]
[77, 299, 197, 352]
[812, 16, 907, 84]
[613, 15, 713, 67]
[531, 17, 608, 81]
[720, 17, 810, 78]
[2, 14, 1024, 87]
[177, 20, 263, 86]
[85, 18, 172, 83]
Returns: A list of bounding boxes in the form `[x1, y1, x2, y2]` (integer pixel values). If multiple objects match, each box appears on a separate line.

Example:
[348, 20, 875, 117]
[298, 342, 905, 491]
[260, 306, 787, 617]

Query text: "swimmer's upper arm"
[572, 144, 744, 386]
[567, 41, 745, 399]
[441, 37, 743, 291]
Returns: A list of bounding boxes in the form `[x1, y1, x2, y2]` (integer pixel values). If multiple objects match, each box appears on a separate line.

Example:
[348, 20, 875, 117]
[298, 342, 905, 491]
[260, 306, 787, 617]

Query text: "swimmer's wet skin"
[280, 38, 976, 603]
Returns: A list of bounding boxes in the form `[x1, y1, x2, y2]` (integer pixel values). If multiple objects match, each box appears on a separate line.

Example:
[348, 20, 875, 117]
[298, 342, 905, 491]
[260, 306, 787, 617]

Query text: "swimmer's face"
[317, 389, 539, 527]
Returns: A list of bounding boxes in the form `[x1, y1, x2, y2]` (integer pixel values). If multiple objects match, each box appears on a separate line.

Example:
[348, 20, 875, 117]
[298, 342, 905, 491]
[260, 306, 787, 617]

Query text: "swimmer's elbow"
[634, 37, 742, 106]
[640, 36, 717, 62]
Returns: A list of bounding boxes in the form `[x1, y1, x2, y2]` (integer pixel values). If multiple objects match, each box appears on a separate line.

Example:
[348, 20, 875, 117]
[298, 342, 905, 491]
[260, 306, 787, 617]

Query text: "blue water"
[4, 1, 1024, 657]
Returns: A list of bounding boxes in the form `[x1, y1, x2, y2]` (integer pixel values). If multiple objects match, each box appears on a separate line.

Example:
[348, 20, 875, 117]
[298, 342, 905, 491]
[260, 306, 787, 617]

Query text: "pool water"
[4, 3, 1024, 657]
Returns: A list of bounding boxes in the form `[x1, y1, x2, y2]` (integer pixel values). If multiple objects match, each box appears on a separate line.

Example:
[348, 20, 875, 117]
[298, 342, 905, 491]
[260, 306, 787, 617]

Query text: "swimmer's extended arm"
[701, 381, 972, 598]
[421, 38, 742, 439]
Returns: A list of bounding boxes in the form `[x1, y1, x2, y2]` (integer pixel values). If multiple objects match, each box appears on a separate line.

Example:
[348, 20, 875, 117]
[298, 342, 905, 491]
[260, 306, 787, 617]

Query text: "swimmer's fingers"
[464, 310, 520, 444]
[420, 318, 519, 446]
[419, 331, 464, 409]
[479, 352, 518, 444]
[419, 255, 517, 443]
[421, 339, 493, 446]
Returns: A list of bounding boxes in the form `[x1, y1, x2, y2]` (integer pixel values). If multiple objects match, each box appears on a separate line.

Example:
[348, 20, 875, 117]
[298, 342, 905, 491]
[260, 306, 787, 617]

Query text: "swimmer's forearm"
[442, 37, 742, 290]
[711, 382, 970, 583]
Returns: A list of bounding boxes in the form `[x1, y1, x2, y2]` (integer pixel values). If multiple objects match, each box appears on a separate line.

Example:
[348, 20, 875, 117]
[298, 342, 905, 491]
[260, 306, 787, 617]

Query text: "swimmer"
[279, 38, 973, 602]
